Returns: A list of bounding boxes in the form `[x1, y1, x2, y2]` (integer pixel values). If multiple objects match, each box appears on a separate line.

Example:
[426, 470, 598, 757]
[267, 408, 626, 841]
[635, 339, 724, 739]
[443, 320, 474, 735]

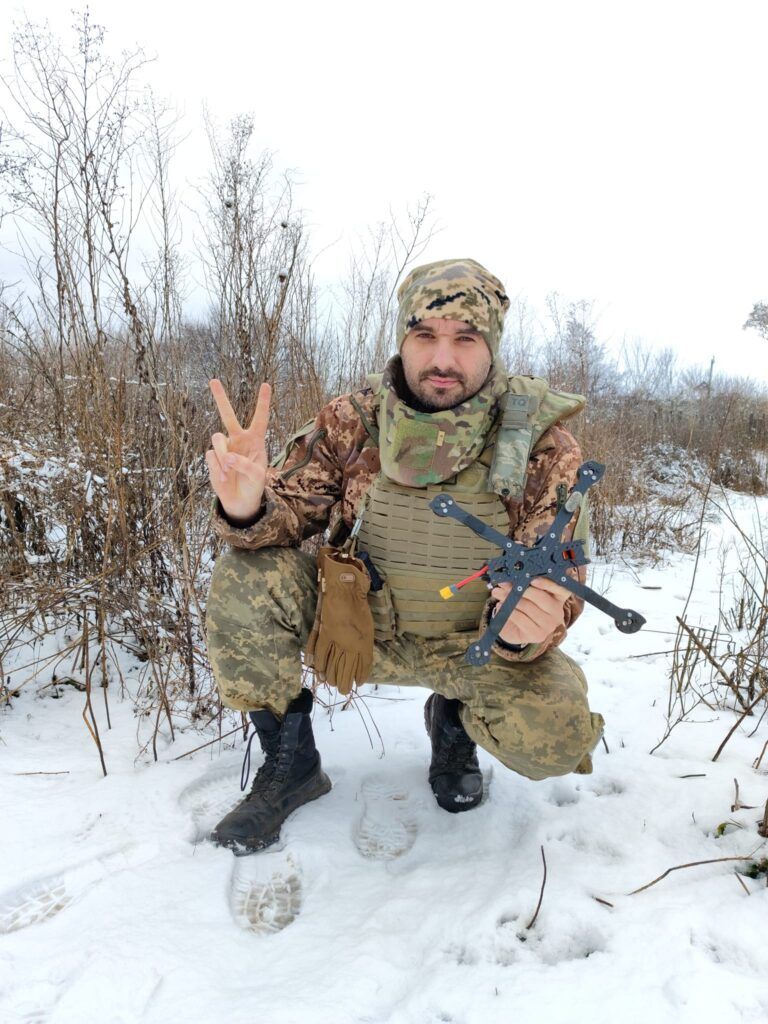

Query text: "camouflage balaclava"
[377, 257, 511, 487]
[395, 257, 510, 356]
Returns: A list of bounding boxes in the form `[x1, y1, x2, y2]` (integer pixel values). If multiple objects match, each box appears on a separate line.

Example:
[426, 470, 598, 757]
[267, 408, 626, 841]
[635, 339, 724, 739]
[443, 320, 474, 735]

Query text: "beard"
[401, 364, 492, 412]
[408, 373, 468, 410]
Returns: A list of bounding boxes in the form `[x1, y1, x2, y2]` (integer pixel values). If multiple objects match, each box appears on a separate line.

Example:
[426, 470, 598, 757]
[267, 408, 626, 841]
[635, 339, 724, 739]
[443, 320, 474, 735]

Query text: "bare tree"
[744, 301, 768, 341]
[618, 337, 678, 400]
[194, 110, 321, 444]
[328, 193, 435, 394]
[500, 295, 539, 375]
[0, 11, 154, 385]
[541, 293, 619, 404]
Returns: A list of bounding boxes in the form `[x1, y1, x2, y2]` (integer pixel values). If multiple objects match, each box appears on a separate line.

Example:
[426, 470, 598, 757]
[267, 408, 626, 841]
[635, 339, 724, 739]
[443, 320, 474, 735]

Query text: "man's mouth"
[425, 376, 460, 389]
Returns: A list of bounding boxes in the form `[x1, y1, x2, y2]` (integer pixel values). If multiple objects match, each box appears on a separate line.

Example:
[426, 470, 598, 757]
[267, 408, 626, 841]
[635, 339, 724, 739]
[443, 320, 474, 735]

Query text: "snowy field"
[2, 492, 768, 1024]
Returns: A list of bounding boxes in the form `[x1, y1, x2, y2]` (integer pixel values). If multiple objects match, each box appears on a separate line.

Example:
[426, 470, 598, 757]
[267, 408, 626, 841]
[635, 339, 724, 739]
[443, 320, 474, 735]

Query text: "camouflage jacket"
[212, 385, 586, 664]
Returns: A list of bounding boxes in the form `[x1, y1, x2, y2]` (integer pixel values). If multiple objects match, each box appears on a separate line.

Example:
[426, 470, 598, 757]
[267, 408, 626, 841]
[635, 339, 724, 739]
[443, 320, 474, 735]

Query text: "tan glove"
[306, 546, 375, 695]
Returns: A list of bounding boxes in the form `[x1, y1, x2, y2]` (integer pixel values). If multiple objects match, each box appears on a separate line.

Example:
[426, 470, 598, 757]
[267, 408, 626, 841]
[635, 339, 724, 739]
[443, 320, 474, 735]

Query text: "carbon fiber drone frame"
[429, 461, 646, 666]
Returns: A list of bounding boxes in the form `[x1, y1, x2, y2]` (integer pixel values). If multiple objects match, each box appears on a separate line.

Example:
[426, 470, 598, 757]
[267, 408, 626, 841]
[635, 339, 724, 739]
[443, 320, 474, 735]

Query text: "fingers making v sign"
[206, 380, 272, 523]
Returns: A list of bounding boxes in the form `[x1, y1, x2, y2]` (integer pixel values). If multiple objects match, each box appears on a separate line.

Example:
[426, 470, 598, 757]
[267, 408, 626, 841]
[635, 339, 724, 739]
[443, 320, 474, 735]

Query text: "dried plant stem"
[731, 778, 756, 812]
[753, 739, 768, 771]
[676, 616, 749, 711]
[758, 800, 768, 839]
[150, 650, 176, 762]
[172, 726, 243, 761]
[98, 604, 111, 730]
[735, 872, 751, 895]
[6, 637, 84, 690]
[712, 687, 768, 762]
[349, 691, 385, 757]
[80, 613, 107, 777]
[525, 846, 548, 930]
[628, 848, 763, 896]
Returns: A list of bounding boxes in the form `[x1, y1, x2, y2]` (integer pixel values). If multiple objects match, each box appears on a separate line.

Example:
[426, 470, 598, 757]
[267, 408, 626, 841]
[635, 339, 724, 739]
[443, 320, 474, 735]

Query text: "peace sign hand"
[206, 379, 271, 523]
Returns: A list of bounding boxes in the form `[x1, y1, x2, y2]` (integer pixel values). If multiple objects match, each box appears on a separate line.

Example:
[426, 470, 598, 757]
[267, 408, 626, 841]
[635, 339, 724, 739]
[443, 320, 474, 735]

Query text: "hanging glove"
[305, 546, 375, 695]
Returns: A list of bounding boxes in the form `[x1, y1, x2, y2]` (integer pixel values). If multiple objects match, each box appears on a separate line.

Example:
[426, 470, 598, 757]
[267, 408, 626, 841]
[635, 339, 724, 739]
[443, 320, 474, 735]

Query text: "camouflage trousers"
[206, 547, 605, 781]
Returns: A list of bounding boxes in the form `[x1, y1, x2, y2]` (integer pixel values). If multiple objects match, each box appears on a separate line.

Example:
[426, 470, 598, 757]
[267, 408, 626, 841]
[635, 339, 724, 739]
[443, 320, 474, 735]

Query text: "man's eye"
[458, 335, 478, 343]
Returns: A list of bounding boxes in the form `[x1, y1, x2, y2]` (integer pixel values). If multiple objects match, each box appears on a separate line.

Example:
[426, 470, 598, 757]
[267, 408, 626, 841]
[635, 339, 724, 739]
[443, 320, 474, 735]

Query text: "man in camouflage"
[205, 258, 604, 854]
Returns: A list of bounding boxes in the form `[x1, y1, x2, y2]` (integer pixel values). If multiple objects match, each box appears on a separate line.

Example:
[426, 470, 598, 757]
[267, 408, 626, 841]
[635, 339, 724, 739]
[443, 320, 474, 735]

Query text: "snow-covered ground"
[2, 492, 768, 1024]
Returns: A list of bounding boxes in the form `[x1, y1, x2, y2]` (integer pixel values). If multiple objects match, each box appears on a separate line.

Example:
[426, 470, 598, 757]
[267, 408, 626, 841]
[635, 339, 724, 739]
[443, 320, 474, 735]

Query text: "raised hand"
[206, 380, 271, 523]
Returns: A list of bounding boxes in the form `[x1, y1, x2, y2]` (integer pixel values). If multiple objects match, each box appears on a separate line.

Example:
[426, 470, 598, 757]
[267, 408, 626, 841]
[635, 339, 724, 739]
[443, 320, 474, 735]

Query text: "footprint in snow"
[0, 843, 156, 934]
[493, 910, 606, 965]
[691, 929, 764, 975]
[585, 777, 625, 797]
[544, 779, 580, 806]
[73, 810, 134, 850]
[229, 852, 302, 935]
[353, 776, 419, 861]
[444, 942, 479, 966]
[178, 763, 242, 843]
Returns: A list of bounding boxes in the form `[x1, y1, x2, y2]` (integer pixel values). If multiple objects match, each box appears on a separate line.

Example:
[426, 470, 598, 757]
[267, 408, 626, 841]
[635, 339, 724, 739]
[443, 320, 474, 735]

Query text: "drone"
[429, 461, 646, 666]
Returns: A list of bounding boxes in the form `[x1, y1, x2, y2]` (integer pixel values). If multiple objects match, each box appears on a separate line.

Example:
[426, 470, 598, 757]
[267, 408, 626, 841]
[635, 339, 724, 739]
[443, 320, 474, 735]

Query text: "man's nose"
[431, 337, 457, 369]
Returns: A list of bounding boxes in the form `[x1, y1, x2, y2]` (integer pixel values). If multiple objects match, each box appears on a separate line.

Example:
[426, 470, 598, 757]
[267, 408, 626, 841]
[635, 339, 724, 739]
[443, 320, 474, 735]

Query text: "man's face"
[400, 318, 492, 411]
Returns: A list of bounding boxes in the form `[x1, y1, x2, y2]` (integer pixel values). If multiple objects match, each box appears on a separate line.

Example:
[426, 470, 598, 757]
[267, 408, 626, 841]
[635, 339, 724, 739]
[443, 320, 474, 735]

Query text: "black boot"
[424, 694, 483, 813]
[211, 689, 331, 854]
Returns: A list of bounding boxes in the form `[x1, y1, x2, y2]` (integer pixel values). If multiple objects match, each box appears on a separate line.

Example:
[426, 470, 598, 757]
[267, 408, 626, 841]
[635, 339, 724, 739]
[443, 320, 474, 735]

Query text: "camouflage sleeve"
[211, 397, 355, 550]
[480, 422, 587, 664]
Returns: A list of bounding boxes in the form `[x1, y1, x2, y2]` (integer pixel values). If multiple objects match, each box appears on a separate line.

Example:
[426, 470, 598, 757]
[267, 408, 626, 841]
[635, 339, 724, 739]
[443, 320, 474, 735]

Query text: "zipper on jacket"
[281, 428, 328, 480]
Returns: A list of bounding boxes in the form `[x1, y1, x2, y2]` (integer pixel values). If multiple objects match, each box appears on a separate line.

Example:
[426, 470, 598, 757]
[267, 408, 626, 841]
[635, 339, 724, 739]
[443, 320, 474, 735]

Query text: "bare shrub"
[651, 490, 768, 760]
[0, 14, 223, 752]
[325, 195, 435, 395]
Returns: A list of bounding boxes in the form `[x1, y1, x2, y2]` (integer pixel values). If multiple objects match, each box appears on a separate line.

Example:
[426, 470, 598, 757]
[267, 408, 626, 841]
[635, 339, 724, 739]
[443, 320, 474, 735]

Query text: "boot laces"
[240, 728, 294, 796]
[435, 728, 477, 772]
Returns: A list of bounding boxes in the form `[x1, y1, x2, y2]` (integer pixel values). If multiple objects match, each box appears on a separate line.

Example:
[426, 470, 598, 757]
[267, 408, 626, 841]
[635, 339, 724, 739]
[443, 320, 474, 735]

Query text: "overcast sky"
[5, 0, 768, 382]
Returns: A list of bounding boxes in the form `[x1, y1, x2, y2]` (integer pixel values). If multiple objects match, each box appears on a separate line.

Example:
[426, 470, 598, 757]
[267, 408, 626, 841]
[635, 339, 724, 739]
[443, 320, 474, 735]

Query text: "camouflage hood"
[376, 355, 509, 487]
[395, 258, 510, 355]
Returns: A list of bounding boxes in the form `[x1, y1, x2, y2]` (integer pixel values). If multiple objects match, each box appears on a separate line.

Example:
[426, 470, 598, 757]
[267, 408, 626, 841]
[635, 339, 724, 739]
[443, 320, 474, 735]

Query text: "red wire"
[453, 564, 489, 590]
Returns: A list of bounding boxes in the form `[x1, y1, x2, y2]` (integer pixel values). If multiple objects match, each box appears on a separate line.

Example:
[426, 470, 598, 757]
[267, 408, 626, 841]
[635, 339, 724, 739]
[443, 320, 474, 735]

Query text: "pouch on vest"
[366, 573, 397, 642]
[487, 378, 584, 501]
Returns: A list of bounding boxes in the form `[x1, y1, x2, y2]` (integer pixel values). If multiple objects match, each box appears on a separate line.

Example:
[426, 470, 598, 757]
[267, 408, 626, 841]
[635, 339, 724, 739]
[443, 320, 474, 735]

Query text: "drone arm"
[549, 573, 646, 634]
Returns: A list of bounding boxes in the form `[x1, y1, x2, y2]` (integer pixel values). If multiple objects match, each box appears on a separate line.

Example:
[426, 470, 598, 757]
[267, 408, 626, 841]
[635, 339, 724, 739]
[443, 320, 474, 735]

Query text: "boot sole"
[212, 771, 332, 856]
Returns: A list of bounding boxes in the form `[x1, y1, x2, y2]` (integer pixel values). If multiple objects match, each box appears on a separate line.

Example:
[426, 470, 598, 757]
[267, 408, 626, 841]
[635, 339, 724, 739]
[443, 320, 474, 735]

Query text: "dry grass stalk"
[80, 612, 107, 777]
[731, 778, 757, 812]
[676, 617, 749, 711]
[171, 726, 244, 761]
[758, 800, 768, 839]
[712, 688, 768, 762]
[628, 848, 764, 896]
[753, 740, 768, 772]
[525, 846, 548, 930]
[734, 872, 751, 895]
